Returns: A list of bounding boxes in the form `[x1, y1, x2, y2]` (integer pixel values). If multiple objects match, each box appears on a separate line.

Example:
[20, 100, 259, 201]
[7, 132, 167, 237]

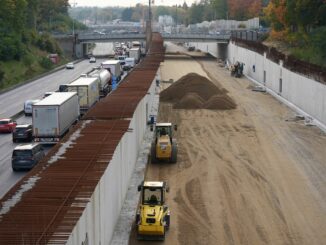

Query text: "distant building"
[158, 15, 174, 26]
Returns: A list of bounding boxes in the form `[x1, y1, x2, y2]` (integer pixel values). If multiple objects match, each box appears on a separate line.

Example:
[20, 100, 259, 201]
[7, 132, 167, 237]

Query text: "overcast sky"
[69, 0, 196, 7]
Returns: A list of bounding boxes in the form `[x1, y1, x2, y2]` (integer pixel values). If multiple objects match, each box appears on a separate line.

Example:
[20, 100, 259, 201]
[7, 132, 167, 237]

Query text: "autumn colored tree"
[264, 0, 287, 38]
[265, 0, 325, 38]
[228, 0, 262, 20]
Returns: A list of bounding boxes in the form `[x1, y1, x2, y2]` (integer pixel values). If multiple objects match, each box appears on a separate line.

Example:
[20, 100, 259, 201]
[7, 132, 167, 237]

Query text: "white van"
[24, 99, 41, 116]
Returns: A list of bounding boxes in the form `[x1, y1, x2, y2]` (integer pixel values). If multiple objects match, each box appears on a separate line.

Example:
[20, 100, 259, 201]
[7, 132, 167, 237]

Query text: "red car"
[0, 119, 17, 133]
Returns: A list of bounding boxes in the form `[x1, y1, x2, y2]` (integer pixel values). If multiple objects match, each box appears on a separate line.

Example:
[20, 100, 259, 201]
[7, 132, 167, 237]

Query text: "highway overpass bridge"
[63, 32, 230, 58]
[77, 33, 230, 43]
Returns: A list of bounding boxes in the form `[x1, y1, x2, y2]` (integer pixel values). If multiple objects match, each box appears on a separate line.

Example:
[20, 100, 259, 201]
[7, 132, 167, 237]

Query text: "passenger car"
[66, 62, 74, 69]
[12, 143, 45, 171]
[24, 99, 41, 116]
[12, 124, 33, 142]
[0, 119, 17, 133]
[89, 57, 96, 63]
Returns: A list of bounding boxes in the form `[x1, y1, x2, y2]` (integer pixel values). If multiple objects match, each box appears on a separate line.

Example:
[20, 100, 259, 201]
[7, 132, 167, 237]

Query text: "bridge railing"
[78, 33, 146, 41]
[161, 33, 231, 40]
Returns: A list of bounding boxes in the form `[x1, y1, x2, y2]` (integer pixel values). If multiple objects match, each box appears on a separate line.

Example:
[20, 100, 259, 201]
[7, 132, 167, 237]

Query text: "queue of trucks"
[21, 42, 144, 144]
[24, 60, 123, 145]
[8, 41, 145, 172]
[32, 64, 118, 144]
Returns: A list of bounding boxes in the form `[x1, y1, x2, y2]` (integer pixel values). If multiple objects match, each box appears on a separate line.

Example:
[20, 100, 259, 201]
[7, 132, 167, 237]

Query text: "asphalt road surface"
[0, 59, 105, 119]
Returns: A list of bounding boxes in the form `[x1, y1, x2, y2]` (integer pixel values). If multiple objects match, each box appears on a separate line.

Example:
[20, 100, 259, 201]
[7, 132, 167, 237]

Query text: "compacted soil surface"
[129, 44, 326, 245]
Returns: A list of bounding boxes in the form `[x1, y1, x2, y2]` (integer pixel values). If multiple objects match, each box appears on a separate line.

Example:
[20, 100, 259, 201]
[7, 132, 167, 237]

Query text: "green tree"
[212, 0, 228, 19]
[122, 7, 133, 21]
[189, 3, 205, 24]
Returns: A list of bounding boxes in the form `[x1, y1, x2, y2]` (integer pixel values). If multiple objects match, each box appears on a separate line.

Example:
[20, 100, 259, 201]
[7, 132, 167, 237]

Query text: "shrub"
[238, 23, 246, 29]
[0, 34, 24, 61]
[22, 54, 33, 66]
[0, 68, 4, 83]
[39, 57, 53, 69]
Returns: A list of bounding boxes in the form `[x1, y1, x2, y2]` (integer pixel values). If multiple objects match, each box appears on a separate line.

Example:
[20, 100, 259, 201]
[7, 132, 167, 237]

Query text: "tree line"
[120, 0, 269, 25]
[70, 1, 269, 27]
[265, 0, 326, 65]
[0, 0, 85, 62]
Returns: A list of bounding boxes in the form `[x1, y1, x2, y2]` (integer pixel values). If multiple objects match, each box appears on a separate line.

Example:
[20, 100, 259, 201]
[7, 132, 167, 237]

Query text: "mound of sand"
[160, 73, 224, 103]
[160, 73, 236, 110]
[204, 94, 236, 110]
[174, 93, 205, 109]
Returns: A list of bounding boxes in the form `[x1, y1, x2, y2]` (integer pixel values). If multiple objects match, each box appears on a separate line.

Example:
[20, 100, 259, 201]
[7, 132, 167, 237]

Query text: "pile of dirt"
[160, 73, 236, 110]
[174, 92, 205, 109]
[204, 94, 236, 110]
[160, 73, 224, 103]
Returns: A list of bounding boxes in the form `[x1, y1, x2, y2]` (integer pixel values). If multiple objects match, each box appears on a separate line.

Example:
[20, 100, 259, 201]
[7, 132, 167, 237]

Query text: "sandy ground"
[129, 44, 326, 245]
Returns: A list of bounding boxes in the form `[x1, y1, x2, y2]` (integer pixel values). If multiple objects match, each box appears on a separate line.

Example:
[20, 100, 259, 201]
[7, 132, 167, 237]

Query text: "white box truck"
[129, 48, 140, 63]
[125, 58, 135, 68]
[101, 60, 123, 81]
[33, 92, 79, 144]
[86, 69, 111, 97]
[66, 77, 100, 114]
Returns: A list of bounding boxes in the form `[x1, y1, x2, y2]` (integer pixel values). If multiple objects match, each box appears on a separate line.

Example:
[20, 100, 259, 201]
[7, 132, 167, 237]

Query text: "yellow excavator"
[151, 123, 177, 163]
[136, 181, 170, 240]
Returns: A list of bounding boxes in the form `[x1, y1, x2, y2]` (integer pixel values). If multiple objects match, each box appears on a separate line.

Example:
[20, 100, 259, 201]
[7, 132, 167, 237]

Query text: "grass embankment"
[0, 46, 69, 92]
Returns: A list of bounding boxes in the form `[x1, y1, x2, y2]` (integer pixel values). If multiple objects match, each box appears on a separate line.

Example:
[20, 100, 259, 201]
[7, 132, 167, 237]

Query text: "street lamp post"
[145, 0, 152, 52]
[149, 0, 152, 28]
[72, 0, 77, 36]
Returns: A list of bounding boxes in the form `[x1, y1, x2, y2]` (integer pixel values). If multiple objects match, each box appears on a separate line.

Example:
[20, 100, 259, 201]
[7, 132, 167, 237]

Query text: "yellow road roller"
[136, 181, 170, 240]
[151, 122, 177, 163]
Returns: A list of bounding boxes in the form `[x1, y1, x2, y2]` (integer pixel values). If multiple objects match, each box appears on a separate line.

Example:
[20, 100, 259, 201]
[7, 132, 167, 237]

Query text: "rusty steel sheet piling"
[0, 33, 164, 244]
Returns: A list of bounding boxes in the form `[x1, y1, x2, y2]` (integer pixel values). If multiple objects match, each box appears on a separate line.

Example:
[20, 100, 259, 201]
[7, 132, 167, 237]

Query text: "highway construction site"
[0, 35, 325, 245]
[129, 46, 326, 244]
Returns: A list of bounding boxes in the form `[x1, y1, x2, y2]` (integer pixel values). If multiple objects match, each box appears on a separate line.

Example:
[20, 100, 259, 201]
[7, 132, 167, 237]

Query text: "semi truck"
[82, 69, 111, 97]
[101, 60, 123, 81]
[66, 77, 100, 114]
[33, 92, 79, 144]
[129, 48, 140, 63]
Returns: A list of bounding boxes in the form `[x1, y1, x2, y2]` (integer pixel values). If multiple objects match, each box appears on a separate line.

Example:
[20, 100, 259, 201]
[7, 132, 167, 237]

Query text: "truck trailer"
[66, 77, 100, 113]
[33, 92, 79, 144]
[85, 69, 111, 97]
[101, 60, 123, 81]
[129, 48, 140, 63]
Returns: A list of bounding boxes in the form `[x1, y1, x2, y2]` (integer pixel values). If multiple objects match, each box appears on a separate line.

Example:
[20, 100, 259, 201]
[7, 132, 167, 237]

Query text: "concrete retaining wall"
[227, 42, 326, 129]
[66, 79, 156, 244]
[189, 42, 218, 58]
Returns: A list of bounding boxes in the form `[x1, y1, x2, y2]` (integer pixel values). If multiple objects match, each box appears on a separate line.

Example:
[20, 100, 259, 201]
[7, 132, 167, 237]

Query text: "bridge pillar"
[217, 42, 228, 60]
[75, 43, 84, 58]
[54, 35, 75, 58]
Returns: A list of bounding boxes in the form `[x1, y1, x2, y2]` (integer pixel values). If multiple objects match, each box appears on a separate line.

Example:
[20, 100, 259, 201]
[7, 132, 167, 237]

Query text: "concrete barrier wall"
[66, 79, 156, 245]
[227, 41, 326, 128]
[189, 42, 218, 58]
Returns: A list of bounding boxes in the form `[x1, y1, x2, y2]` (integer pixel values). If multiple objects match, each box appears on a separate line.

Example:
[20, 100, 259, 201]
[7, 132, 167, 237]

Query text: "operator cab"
[154, 123, 177, 138]
[138, 181, 169, 206]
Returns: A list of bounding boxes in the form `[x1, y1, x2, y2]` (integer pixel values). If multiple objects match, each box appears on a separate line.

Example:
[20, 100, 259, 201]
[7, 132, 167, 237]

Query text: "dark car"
[12, 143, 45, 171]
[0, 118, 17, 133]
[12, 124, 33, 142]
